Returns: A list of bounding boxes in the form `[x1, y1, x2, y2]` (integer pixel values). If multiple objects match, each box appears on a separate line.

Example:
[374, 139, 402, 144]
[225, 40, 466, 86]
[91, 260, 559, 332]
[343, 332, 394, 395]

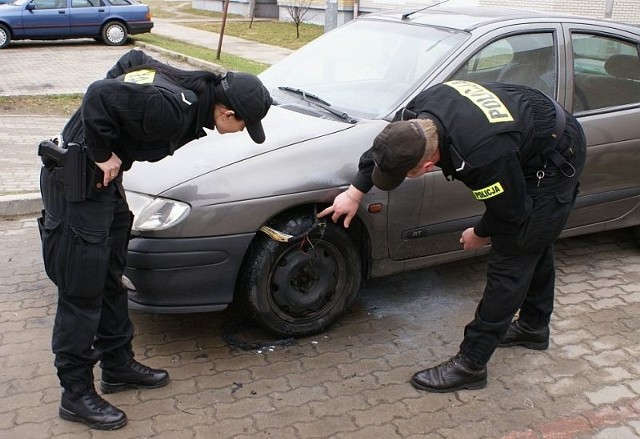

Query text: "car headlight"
[126, 191, 190, 232]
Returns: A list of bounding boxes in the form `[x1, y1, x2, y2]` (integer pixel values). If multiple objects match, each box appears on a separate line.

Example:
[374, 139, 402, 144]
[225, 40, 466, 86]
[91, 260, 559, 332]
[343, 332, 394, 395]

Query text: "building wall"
[477, 0, 640, 26]
[193, 0, 640, 26]
[276, 0, 355, 26]
[192, 0, 279, 18]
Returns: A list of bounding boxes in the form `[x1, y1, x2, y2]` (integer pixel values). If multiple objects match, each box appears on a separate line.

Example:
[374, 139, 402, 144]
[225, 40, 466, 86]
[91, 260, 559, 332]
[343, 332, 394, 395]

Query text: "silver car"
[123, 6, 640, 336]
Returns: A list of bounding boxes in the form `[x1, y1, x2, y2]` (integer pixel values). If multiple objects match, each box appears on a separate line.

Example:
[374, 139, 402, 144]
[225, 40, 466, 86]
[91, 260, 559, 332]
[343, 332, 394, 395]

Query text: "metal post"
[605, 0, 614, 18]
[325, 0, 338, 33]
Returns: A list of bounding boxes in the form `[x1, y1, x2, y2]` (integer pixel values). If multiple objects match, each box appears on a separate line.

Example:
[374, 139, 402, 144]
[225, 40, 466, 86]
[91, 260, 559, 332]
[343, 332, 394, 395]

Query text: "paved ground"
[0, 13, 639, 439]
[1, 215, 639, 438]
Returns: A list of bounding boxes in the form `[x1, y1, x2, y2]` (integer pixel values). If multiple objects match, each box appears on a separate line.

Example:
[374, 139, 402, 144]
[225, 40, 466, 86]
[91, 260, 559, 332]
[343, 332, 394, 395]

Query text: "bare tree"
[282, 0, 314, 38]
[248, 0, 256, 28]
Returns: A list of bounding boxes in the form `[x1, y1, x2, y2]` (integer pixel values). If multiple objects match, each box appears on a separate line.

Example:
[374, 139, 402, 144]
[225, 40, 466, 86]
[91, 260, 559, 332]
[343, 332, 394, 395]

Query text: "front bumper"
[126, 232, 255, 313]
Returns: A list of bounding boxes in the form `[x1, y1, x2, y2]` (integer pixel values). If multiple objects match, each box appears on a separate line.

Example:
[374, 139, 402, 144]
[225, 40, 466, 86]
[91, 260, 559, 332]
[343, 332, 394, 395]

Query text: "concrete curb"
[0, 193, 42, 217]
[133, 41, 227, 74]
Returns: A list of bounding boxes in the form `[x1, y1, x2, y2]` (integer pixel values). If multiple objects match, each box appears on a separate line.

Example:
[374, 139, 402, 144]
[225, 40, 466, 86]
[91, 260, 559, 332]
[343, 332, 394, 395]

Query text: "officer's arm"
[80, 80, 122, 163]
[352, 148, 375, 194]
[472, 149, 530, 237]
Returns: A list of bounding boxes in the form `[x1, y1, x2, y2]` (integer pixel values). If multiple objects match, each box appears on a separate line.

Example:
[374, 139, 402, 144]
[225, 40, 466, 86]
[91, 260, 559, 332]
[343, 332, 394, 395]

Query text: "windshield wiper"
[278, 86, 331, 106]
[278, 86, 357, 124]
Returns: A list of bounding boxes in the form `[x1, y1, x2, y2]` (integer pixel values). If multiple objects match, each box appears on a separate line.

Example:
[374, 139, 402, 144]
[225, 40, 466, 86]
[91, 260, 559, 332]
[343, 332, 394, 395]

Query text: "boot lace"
[127, 359, 154, 375]
[440, 353, 466, 370]
[84, 391, 111, 412]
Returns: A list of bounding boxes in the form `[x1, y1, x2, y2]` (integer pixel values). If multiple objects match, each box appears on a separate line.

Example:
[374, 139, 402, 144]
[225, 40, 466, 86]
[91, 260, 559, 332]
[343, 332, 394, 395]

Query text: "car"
[122, 6, 640, 337]
[0, 0, 152, 48]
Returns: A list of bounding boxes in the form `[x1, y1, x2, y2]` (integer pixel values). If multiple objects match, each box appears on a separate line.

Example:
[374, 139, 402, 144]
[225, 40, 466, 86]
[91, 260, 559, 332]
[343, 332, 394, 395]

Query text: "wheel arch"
[232, 202, 372, 336]
[237, 202, 372, 284]
[101, 17, 129, 32]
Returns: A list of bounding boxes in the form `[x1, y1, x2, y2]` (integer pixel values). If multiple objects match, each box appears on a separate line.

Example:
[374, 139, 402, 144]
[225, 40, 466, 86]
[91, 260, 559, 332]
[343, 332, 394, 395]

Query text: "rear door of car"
[68, 0, 106, 36]
[21, 0, 70, 38]
[562, 22, 640, 230]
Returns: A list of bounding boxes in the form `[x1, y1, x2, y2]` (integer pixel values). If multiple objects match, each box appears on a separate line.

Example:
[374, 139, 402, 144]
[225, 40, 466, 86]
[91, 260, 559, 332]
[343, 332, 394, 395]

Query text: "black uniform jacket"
[63, 50, 212, 171]
[353, 81, 558, 238]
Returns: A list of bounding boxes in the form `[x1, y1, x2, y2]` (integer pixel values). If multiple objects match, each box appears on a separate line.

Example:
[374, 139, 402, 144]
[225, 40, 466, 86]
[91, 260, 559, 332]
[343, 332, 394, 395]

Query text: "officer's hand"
[96, 153, 122, 187]
[460, 227, 491, 250]
[318, 186, 363, 229]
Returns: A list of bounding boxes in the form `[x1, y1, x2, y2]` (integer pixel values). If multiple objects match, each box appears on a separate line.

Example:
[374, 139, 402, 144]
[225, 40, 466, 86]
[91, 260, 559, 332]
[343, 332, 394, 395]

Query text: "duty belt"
[542, 99, 576, 178]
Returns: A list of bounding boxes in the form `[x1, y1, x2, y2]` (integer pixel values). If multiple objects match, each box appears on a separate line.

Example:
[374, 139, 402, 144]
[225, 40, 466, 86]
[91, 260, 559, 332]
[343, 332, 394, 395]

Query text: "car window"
[572, 33, 640, 112]
[108, 0, 132, 5]
[32, 0, 65, 8]
[450, 32, 557, 97]
[71, 0, 96, 7]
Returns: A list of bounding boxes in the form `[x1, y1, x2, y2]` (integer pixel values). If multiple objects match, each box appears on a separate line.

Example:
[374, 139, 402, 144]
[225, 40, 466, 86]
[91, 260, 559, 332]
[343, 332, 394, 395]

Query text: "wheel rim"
[268, 240, 345, 321]
[0, 30, 7, 46]
[105, 25, 125, 44]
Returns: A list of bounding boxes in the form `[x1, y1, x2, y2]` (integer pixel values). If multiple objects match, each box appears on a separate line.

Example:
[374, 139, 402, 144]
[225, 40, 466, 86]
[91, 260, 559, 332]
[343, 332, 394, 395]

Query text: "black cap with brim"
[246, 120, 266, 144]
[371, 166, 407, 191]
[221, 72, 272, 144]
[370, 121, 426, 191]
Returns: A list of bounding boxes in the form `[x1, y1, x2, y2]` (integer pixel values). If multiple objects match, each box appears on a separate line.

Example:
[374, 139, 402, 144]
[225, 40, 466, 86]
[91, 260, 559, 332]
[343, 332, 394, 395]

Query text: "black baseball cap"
[371, 121, 426, 191]
[221, 72, 272, 144]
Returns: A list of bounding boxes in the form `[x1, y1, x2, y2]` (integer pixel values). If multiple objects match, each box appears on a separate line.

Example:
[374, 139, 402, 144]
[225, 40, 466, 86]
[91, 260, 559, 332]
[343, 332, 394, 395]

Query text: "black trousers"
[39, 165, 134, 392]
[459, 116, 587, 366]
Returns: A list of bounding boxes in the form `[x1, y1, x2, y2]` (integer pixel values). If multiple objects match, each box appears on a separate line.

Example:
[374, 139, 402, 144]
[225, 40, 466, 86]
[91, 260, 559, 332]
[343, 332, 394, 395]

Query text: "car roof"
[360, 6, 640, 34]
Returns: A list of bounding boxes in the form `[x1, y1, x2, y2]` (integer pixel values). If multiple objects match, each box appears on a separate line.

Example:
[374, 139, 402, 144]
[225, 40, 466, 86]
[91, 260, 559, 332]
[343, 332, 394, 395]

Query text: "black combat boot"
[411, 353, 487, 393]
[101, 358, 170, 394]
[499, 320, 549, 350]
[59, 389, 127, 430]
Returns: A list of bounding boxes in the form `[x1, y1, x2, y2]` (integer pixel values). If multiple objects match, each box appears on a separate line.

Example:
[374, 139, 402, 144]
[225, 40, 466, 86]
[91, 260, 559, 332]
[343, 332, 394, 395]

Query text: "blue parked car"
[0, 0, 153, 48]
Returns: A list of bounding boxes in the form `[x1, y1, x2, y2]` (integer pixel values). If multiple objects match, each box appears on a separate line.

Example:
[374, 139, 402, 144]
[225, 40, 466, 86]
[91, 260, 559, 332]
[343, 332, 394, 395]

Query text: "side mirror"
[26, 2, 35, 9]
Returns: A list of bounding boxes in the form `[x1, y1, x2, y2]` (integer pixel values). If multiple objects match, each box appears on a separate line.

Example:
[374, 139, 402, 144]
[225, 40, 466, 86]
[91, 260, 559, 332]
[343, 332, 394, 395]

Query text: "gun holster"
[38, 140, 87, 202]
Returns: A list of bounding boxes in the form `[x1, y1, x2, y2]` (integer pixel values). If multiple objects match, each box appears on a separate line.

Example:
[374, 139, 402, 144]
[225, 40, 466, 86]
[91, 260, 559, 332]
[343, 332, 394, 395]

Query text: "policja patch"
[444, 80, 514, 123]
[472, 182, 505, 200]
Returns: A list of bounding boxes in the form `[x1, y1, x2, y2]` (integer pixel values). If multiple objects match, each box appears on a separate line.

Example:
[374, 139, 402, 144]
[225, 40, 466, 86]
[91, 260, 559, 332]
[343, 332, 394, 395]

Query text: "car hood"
[124, 105, 354, 196]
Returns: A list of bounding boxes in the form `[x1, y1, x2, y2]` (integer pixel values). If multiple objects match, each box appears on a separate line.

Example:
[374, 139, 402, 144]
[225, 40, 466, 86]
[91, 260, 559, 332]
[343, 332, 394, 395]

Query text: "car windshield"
[14, 0, 31, 5]
[260, 19, 467, 120]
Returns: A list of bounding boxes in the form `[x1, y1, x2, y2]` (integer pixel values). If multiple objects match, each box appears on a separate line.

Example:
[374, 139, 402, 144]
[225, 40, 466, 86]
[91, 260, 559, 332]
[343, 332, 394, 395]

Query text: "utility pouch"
[61, 143, 87, 202]
[38, 140, 87, 202]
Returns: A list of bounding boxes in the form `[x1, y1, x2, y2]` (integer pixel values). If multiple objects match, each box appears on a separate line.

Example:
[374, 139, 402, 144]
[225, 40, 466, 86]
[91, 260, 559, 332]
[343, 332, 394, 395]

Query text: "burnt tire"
[101, 21, 128, 46]
[239, 213, 361, 337]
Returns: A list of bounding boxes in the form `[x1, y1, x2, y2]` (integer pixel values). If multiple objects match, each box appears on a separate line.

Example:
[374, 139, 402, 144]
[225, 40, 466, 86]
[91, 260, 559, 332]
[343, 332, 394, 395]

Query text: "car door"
[386, 24, 563, 262]
[563, 24, 640, 230]
[68, 0, 105, 36]
[21, 0, 70, 38]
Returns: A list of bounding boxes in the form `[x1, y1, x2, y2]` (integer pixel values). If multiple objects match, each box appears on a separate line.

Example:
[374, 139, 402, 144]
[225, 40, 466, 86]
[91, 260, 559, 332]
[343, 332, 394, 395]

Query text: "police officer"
[38, 49, 272, 429]
[319, 80, 586, 393]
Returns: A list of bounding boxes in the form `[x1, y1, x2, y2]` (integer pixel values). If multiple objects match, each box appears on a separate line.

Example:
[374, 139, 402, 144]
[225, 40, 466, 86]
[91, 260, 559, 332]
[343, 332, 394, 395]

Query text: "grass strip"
[133, 33, 269, 75]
